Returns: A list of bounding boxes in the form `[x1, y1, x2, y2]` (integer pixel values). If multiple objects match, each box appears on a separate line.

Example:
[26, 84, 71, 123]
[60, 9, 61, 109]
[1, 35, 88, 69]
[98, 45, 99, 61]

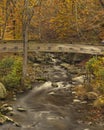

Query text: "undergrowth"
[85, 56, 104, 107]
[0, 56, 31, 90]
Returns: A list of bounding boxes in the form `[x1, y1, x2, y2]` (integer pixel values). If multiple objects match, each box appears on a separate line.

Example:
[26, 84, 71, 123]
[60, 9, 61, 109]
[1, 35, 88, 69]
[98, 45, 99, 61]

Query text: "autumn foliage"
[86, 56, 104, 107]
[0, 0, 104, 42]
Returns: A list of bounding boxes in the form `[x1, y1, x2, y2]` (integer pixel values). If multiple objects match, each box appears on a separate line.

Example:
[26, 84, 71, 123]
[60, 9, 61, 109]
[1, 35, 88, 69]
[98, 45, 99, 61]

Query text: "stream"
[0, 54, 104, 130]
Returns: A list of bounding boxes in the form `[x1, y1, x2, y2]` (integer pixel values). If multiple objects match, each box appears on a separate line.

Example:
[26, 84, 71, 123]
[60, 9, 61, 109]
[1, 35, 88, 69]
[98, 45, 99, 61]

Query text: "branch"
[99, 0, 104, 8]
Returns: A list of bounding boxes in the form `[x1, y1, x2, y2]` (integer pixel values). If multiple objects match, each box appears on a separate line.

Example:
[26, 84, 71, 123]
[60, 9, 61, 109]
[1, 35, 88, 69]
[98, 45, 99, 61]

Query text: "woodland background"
[0, 0, 104, 43]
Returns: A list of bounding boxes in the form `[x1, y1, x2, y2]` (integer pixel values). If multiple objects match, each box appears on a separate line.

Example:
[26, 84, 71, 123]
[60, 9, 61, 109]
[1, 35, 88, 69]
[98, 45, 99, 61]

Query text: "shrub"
[0, 57, 14, 76]
[86, 57, 104, 89]
[94, 96, 104, 108]
[85, 56, 104, 107]
[0, 56, 22, 89]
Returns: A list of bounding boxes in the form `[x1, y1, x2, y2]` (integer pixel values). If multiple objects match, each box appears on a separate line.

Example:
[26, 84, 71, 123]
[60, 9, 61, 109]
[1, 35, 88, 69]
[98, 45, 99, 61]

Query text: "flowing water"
[0, 57, 104, 130]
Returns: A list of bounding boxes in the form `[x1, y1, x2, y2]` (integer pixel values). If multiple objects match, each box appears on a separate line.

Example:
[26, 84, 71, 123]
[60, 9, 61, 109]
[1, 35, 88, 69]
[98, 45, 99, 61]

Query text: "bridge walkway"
[0, 42, 104, 55]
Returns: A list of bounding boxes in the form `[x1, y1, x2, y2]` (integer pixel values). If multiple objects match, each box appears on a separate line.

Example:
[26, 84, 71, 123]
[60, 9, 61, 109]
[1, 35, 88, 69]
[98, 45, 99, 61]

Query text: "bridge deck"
[0, 43, 104, 55]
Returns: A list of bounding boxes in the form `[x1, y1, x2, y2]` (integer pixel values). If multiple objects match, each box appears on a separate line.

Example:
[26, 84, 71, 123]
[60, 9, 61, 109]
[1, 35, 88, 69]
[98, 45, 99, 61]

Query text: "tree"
[22, 0, 42, 81]
[99, 0, 104, 8]
[0, 0, 10, 40]
[0, 0, 17, 40]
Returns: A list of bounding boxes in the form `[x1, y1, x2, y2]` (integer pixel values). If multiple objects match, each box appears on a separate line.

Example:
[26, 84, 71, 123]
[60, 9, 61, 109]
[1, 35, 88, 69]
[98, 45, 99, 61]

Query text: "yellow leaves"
[49, 18, 55, 23]
[85, 56, 104, 108]
[86, 56, 104, 95]
[0, 0, 103, 41]
[66, 0, 71, 3]
[94, 96, 104, 107]
[29, 0, 39, 7]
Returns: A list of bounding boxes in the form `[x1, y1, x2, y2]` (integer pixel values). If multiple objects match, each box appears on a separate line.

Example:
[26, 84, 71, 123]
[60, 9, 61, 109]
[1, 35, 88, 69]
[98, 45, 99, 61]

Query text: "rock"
[73, 99, 81, 103]
[33, 63, 39, 67]
[13, 94, 16, 98]
[14, 122, 21, 127]
[81, 101, 88, 104]
[61, 63, 81, 74]
[72, 81, 78, 85]
[5, 116, 14, 123]
[101, 40, 104, 44]
[56, 82, 64, 88]
[60, 63, 71, 69]
[0, 104, 8, 108]
[77, 120, 83, 124]
[17, 107, 27, 112]
[48, 92, 55, 95]
[0, 114, 7, 125]
[52, 83, 58, 88]
[0, 82, 7, 99]
[72, 91, 77, 94]
[0, 104, 13, 114]
[13, 97, 17, 101]
[77, 110, 81, 113]
[0, 114, 14, 125]
[70, 68, 81, 75]
[6, 107, 13, 112]
[7, 111, 15, 116]
[72, 75, 85, 84]
[19, 90, 24, 93]
[86, 92, 98, 100]
[88, 122, 92, 125]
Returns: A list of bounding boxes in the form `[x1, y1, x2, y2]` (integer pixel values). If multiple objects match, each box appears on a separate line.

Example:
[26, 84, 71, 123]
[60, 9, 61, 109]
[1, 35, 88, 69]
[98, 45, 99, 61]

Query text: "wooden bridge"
[0, 42, 104, 55]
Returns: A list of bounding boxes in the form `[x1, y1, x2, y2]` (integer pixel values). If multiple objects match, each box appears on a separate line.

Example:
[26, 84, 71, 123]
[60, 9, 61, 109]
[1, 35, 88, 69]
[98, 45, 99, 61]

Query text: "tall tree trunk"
[22, 0, 42, 83]
[39, 8, 42, 41]
[22, 0, 29, 83]
[22, 24, 28, 79]
[75, 1, 79, 33]
[1, 1, 10, 40]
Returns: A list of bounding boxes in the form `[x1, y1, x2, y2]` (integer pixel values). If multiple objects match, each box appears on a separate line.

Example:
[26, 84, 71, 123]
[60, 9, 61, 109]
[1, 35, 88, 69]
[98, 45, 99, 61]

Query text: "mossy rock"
[0, 83, 7, 99]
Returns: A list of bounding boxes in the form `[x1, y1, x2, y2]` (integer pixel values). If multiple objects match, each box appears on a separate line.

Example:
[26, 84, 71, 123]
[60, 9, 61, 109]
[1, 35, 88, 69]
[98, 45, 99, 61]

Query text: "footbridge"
[0, 42, 104, 55]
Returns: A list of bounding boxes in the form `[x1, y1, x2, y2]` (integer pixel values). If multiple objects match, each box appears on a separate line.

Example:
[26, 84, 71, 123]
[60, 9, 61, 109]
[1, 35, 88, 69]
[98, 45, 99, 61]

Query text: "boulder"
[0, 82, 7, 99]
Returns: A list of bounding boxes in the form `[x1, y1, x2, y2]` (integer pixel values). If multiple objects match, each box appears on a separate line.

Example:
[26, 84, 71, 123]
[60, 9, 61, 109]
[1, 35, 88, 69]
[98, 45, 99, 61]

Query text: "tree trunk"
[1, 1, 9, 40]
[22, 0, 29, 83]
[22, 24, 28, 79]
